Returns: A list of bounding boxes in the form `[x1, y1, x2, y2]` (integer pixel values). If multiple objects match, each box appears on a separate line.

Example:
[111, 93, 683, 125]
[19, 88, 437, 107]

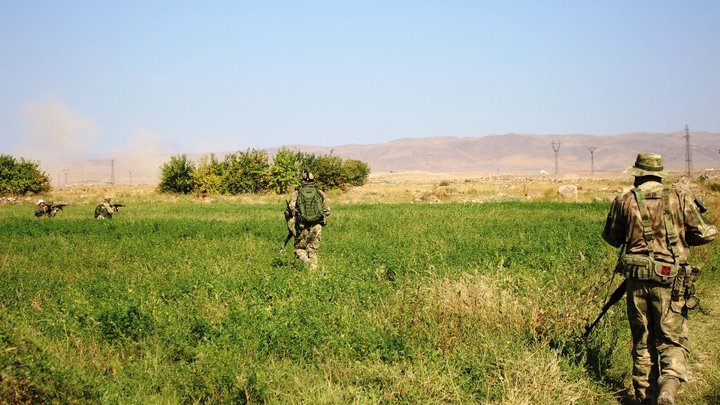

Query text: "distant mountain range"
[39, 132, 720, 186]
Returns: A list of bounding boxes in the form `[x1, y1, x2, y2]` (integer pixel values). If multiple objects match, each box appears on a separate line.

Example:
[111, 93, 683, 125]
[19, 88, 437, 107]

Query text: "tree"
[343, 159, 370, 186]
[0, 154, 51, 195]
[312, 154, 345, 190]
[220, 149, 270, 194]
[268, 148, 304, 194]
[158, 154, 195, 194]
[192, 154, 222, 196]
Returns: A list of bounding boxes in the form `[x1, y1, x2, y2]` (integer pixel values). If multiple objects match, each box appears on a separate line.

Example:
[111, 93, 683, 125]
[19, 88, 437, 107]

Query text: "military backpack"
[296, 184, 324, 224]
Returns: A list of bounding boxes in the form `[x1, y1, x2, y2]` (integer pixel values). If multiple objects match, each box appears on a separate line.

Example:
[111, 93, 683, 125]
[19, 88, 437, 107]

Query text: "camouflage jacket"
[602, 181, 717, 264]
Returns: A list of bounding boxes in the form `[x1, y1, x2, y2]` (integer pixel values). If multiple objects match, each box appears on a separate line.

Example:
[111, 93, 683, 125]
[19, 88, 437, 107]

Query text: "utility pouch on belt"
[684, 266, 701, 310]
[620, 254, 677, 284]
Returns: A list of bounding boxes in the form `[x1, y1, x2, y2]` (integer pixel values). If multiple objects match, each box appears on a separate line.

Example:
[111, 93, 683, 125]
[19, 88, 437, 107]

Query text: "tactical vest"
[620, 187, 680, 284]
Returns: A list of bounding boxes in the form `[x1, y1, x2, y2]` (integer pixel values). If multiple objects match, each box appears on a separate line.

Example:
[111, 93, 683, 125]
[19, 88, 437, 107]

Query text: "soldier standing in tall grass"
[602, 152, 717, 405]
[286, 170, 330, 270]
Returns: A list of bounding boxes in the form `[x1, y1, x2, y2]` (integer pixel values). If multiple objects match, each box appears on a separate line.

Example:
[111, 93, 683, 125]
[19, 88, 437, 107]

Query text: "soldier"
[35, 199, 67, 218]
[35, 199, 50, 217]
[602, 152, 717, 405]
[95, 195, 123, 219]
[286, 170, 330, 270]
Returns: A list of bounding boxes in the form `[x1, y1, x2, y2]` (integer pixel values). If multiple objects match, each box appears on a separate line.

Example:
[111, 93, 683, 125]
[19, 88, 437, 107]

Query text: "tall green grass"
[0, 198, 717, 403]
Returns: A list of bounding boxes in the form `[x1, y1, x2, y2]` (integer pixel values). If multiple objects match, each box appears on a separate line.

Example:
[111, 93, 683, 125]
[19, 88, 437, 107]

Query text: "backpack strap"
[631, 187, 679, 263]
[662, 189, 680, 262]
[632, 188, 655, 256]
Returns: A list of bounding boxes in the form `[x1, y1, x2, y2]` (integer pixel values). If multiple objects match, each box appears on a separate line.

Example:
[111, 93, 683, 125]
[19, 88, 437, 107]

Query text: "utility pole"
[589, 146, 597, 175]
[684, 125, 693, 177]
[63, 169, 69, 186]
[129, 170, 133, 186]
[110, 159, 115, 186]
[552, 140, 561, 175]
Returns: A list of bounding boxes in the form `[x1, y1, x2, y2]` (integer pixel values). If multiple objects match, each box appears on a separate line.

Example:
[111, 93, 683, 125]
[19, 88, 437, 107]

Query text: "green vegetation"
[0, 154, 51, 196]
[1, 197, 718, 404]
[159, 148, 371, 195]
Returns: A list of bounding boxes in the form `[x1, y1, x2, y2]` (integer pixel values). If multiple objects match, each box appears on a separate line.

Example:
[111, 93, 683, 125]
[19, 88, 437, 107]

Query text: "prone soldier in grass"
[35, 199, 68, 218]
[602, 152, 717, 405]
[285, 170, 330, 270]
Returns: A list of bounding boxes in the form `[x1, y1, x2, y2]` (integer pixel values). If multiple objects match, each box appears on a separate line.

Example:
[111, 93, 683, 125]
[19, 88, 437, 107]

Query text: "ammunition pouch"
[620, 254, 678, 285]
[672, 265, 701, 310]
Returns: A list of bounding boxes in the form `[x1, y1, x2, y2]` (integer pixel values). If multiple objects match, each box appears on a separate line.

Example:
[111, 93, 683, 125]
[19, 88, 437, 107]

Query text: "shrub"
[220, 149, 271, 194]
[192, 154, 223, 196]
[268, 148, 304, 194]
[343, 159, 370, 187]
[0, 154, 51, 195]
[158, 154, 196, 194]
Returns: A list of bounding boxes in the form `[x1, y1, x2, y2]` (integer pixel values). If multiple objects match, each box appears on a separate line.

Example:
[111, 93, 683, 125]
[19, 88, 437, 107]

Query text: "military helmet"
[104, 195, 112, 202]
[37, 199, 45, 205]
[626, 152, 666, 178]
[302, 170, 314, 182]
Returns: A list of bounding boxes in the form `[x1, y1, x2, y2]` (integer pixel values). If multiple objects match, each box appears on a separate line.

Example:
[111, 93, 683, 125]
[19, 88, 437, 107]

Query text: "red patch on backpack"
[661, 266, 672, 276]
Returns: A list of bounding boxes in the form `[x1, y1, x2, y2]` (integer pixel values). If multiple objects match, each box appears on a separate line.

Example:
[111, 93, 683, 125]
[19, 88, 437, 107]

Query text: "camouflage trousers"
[626, 279, 689, 402]
[294, 223, 323, 269]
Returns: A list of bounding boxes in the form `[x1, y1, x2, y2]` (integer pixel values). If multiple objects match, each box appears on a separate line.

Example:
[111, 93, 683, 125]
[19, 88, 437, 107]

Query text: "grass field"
[1, 178, 719, 404]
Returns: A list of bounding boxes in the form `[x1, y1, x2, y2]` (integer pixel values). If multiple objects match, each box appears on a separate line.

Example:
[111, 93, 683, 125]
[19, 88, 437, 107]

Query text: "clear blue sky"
[2, 1, 719, 160]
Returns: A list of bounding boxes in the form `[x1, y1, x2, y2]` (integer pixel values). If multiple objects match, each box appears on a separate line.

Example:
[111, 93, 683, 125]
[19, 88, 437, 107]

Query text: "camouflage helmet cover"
[302, 170, 314, 182]
[626, 152, 666, 178]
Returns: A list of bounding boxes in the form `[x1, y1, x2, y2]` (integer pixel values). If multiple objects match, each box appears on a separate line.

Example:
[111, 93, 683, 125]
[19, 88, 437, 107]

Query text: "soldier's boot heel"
[657, 377, 680, 405]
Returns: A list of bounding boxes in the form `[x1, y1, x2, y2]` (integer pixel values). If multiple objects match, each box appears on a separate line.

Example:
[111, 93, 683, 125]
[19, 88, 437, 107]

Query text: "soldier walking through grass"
[602, 152, 717, 405]
[286, 170, 330, 270]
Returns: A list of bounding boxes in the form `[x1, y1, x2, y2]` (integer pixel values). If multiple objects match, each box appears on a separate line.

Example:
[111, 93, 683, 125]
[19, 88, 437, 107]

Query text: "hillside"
[37, 132, 720, 186]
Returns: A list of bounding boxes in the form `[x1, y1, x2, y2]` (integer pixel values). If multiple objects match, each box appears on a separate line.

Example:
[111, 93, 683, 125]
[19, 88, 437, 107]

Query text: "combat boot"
[657, 376, 680, 405]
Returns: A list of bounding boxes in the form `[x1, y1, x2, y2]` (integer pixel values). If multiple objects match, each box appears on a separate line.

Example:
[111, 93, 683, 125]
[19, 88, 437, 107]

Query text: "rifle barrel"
[584, 280, 627, 337]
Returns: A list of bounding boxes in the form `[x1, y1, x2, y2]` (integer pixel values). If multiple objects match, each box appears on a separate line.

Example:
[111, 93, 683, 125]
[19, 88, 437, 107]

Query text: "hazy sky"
[2, 1, 719, 161]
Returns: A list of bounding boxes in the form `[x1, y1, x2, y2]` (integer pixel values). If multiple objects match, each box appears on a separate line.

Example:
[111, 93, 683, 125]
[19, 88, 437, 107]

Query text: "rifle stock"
[584, 280, 627, 338]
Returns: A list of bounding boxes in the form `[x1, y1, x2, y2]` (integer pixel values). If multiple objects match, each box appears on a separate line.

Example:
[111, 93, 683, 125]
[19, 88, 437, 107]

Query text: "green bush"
[220, 149, 271, 194]
[0, 154, 51, 195]
[158, 149, 371, 195]
[158, 154, 195, 194]
[192, 154, 223, 196]
[267, 148, 304, 194]
[343, 159, 370, 187]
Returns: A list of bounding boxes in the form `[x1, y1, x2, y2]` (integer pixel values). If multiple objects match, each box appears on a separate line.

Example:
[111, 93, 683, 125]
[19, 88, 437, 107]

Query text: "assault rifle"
[280, 231, 293, 253]
[584, 280, 626, 338]
[111, 203, 125, 210]
[51, 203, 69, 211]
[279, 200, 295, 253]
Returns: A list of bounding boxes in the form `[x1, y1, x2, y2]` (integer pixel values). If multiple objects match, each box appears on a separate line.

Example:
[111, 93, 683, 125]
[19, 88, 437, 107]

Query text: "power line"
[684, 125, 693, 177]
[552, 140, 561, 175]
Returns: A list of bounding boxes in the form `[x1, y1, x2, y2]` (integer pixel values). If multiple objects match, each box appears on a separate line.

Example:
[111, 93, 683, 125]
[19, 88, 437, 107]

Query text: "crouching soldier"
[95, 196, 124, 219]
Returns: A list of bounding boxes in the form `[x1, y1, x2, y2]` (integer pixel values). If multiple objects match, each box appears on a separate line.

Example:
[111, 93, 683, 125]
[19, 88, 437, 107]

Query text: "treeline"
[0, 155, 51, 195]
[158, 148, 370, 195]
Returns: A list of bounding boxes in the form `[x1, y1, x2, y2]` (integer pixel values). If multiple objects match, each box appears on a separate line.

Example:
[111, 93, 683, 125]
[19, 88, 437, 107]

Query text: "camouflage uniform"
[95, 196, 116, 219]
[35, 199, 61, 218]
[287, 176, 330, 270]
[602, 153, 717, 404]
[35, 200, 51, 218]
